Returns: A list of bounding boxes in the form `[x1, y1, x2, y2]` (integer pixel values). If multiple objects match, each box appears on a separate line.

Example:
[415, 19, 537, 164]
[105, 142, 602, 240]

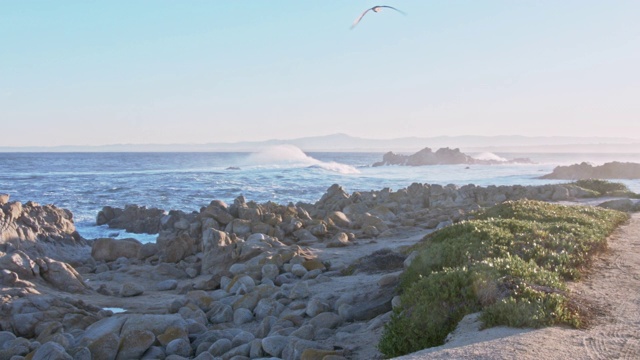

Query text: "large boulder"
[201, 229, 238, 275]
[91, 238, 142, 262]
[78, 314, 187, 359]
[156, 232, 196, 263]
[36, 257, 89, 293]
[598, 199, 639, 212]
[314, 184, 352, 212]
[0, 199, 88, 264]
[0, 250, 36, 279]
[1, 296, 104, 338]
[201, 200, 234, 225]
[96, 204, 165, 234]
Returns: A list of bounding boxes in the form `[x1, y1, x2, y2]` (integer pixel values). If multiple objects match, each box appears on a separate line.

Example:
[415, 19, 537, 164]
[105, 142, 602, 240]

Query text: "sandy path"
[395, 212, 640, 360]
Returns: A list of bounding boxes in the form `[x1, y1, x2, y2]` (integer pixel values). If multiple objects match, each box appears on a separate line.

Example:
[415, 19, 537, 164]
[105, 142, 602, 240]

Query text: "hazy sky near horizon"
[1, 1, 639, 147]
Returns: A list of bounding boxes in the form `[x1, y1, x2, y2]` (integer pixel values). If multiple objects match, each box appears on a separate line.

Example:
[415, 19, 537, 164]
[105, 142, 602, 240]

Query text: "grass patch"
[571, 179, 639, 198]
[378, 200, 628, 358]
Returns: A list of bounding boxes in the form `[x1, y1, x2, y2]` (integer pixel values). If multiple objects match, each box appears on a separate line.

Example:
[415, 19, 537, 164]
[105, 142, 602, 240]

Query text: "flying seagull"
[351, 5, 406, 29]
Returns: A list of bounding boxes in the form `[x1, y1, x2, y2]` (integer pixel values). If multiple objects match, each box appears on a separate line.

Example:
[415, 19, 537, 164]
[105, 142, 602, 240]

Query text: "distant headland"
[2, 133, 640, 153]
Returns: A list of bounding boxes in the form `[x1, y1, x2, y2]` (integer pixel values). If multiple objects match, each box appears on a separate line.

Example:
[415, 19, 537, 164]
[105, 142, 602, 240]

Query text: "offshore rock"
[372, 147, 533, 166]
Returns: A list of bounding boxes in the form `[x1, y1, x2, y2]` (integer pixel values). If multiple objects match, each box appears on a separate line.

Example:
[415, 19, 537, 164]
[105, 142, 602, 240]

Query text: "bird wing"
[378, 5, 407, 15]
[351, 7, 373, 29]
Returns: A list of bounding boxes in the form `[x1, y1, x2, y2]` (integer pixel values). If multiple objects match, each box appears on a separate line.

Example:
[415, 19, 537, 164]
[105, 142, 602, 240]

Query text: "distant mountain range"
[2, 133, 640, 153]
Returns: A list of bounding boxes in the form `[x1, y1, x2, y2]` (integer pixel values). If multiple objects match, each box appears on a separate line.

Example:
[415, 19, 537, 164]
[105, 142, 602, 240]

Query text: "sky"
[1, 1, 639, 147]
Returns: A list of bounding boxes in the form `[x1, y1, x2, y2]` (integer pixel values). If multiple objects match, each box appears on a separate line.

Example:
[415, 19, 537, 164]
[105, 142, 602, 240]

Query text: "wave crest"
[472, 152, 508, 162]
[243, 145, 360, 174]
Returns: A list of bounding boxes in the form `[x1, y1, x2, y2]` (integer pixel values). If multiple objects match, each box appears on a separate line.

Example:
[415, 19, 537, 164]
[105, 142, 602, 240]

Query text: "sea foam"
[243, 145, 360, 174]
[472, 152, 508, 162]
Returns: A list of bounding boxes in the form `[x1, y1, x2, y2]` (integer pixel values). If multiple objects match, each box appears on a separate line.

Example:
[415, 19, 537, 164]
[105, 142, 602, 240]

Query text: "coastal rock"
[0, 250, 36, 279]
[0, 199, 88, 264]
[223, 343, 251, 359]
[372, 147, 533, 166]
[294, 228, 318, 244]
[36, 257, 89, 293]
[31, 341, 72, 360]
[120, 282, 144, 297]
[326, 232, 350, 248]
[315, 184, 352, 212]
[233, 308, 254, 325]
[201, 229, 238, 275]
[282, 338, 332, 360]
[137, 242, 159, 260]
[225, 218, 252, 238]
[91, 237, 142, 262]
[598, 199, 639, 212]
[201, 201, 234, 225]
[115, 329, 156, 360]
[231, 330, 255, 348]
[157, 232, 196, 263]
[207, 303, 233, 324]
[540, 161, 640, 180]
[291, 264, 308, 278]
[208, 338, 232, 357]
[166, 338, 192, 357]
[326, 211, 352, 228]
[309, 312, 343, 329]
[261, 335, 289, 358]
[96, 204, 165, 234]
[261, 263, 280, 281]
[79, 314, 187, 359]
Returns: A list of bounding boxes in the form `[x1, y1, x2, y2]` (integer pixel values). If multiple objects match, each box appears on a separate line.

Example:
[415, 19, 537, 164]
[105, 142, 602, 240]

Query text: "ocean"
[2, 146, 640, 243]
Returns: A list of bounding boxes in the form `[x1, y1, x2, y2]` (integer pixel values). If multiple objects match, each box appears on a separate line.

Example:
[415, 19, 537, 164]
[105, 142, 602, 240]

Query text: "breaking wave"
[243, 145, 360, 174]
[472, 152, 508, 162]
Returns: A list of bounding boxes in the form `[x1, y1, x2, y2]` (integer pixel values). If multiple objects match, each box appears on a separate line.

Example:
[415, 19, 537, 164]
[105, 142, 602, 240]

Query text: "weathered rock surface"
[96, 204, 165, 234]
[540, 161, 640, 180]
[0, 197, 89, 264]
[91, 237, 142, 262]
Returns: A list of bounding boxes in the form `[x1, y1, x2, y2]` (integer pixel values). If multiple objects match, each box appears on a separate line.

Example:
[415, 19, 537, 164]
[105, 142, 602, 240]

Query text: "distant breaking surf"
[242, 145, 360, 174]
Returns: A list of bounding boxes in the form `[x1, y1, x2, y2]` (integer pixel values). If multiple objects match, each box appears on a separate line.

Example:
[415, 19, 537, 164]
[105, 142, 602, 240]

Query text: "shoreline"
[1, 182, 639, 359]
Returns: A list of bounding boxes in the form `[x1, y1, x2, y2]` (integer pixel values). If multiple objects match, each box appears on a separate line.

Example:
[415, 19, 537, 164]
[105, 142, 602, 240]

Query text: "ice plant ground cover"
[379, 199, 629, 358]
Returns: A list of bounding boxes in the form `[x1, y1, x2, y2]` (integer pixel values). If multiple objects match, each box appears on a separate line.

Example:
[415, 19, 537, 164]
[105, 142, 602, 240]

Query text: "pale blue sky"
[1, 1, 639, 146]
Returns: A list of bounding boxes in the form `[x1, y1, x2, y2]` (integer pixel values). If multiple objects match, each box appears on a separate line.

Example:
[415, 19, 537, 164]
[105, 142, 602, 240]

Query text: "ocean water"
[2, 146, 640, 242]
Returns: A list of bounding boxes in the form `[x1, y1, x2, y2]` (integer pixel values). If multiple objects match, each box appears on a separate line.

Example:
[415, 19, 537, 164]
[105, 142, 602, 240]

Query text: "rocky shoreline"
[1, 182, 638, 360]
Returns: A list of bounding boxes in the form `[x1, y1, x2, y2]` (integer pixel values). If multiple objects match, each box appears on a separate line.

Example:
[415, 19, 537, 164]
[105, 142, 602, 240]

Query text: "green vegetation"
[378, 200, 628, 358]
[572, 179, 639, 198]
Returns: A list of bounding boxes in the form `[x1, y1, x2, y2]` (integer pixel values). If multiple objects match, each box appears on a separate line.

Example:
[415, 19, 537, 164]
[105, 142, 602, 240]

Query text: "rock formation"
[1, 197, 92, 297]
[540, 161, 640, 180]
[96, 204, 165, 234]
[1, 194, 89, 264]
[1, 181, 634, 359]
[372, 147, 533, 166]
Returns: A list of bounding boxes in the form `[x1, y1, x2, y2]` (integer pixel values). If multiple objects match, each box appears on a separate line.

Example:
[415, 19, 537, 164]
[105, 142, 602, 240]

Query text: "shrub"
[378, 200, 627, 358]
[378, 266, 486, 357]
[572, 179, 638, 198]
